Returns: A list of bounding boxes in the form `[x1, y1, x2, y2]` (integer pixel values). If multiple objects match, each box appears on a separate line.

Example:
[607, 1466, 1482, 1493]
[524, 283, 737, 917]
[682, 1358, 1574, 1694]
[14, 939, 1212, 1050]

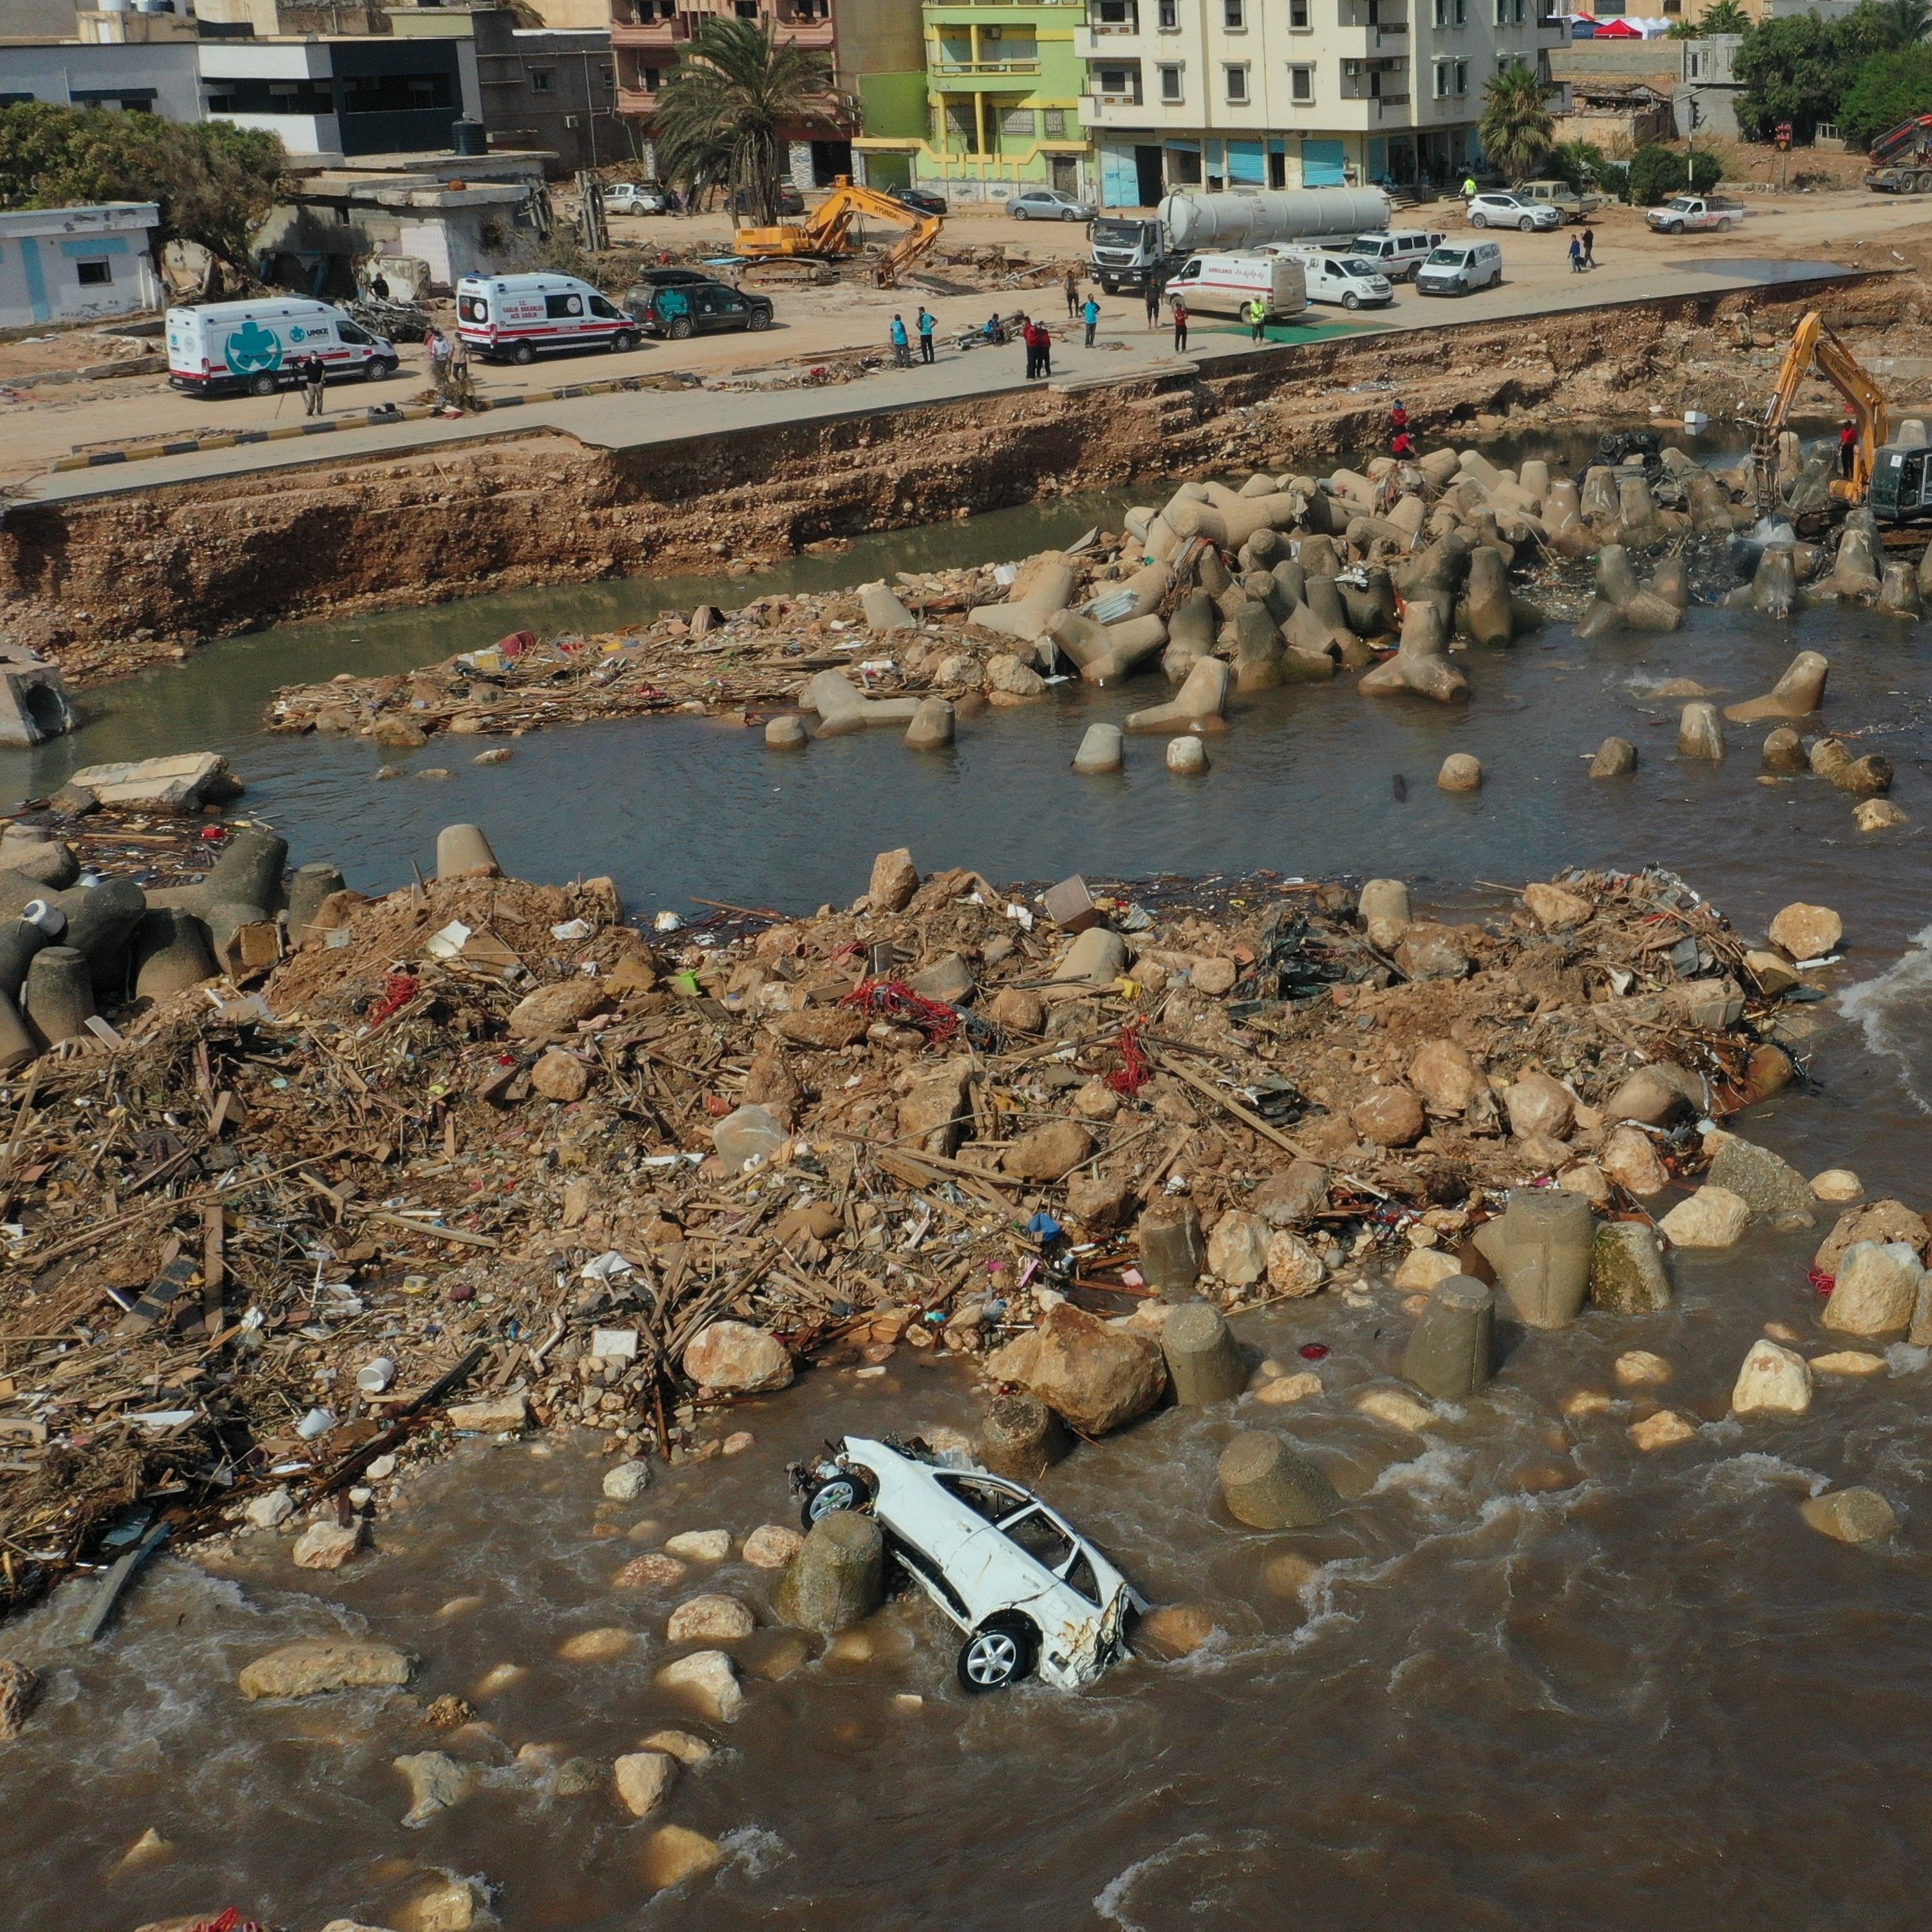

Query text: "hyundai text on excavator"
[734, 177, 943, 287]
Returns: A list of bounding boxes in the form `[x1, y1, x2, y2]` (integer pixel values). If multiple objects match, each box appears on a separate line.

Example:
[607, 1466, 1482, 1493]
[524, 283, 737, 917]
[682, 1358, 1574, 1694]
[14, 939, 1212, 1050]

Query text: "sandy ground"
[0, 188, 1923, 488]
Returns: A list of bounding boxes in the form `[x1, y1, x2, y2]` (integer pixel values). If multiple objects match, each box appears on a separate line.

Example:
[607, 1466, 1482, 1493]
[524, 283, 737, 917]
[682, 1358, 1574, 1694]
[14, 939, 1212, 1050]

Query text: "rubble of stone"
[0, 815, 1855, 1618]
[266, 437, 1776, 755]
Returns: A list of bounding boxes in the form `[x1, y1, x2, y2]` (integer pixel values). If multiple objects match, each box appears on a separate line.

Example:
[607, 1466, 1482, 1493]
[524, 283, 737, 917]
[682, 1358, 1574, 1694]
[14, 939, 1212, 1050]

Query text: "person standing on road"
[1569, 232, 1584, 274]
[890, 313, 911, 368]
[1082, 293, 1099, 348]
[1246, 295, 1267, 343]
[1582, 225, 1596, 269]
[1461, 173, 1477, 200]
[425, 325, 451, 400]
[301, 349, 327, 416]
[1839, 415, 1858, 477]
[1037, 317, 1054, 378]
[1065, 269, 1080, 320]
[1021, 316, 1039, 379]
[1171, 295, 1189, 353]
[916, 306, 936, 364]
[1144, 279, 1162, 330]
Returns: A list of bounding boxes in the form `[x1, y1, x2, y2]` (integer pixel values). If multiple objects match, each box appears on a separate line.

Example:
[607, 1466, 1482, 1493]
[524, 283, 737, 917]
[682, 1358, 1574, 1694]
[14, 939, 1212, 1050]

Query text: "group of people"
[887, 308, 938, 367]
[1567, 227, 1599, 272]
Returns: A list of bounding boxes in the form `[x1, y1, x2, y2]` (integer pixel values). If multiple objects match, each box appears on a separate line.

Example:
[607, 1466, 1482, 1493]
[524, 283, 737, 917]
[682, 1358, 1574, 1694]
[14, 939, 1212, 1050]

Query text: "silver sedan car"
[1010, 187, 1098, 223]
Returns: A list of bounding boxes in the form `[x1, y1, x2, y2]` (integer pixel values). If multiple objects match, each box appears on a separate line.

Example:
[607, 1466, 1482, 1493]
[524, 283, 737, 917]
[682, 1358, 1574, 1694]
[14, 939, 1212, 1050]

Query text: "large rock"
[1816, 1199, 1930, 1274]
[654, 1649, 743, 1722]
[983, 1302, 1166, 1435]
[1206, 1209, 1271, 1285]
[1768, 902, 1841, 960]
[1800, 1488, 1897, 1544]
[898, 1066, 971, 1157]
[1588, 1222, 1673, 1313]
[774, 1509, 887, 1634]
[531, 1049, 592, 1104]
[1604, 1066, 1692, 1128]
[683, 1320, 793, 1392]
[1001, 1120, 1095, 1181]
[667, 1594, 757, 1643]
[868, 848, 920, 912]
[1732, 1339, 1812, 1416]
[1822, 1240, 1923, 1335]
[1251, 1161, 1329, 1226]
[508, 980, 612, 1040]
[640, 1824, 726, 1891]
[1504, 1070, 1574, 1141]
[1522, 882, 1593, 932]
[395, 1750, 474, 1828]
[1657, 1186, 1750, 1249]
[1265, 1231, 1326, 1297]
[1600, 1125, 1670, 1197]
[66, 752, 232, 813]
[1393, 923, 1469, 981]
[1707, 1136, 1814, 1218]
[238, 1639, 414, 1700]
[1410, 1039, 1481, 1115]
[1351, 1086, 1425, 1148]
[614, 1750, 679, 1818]
[292, 1520, 364, 1571]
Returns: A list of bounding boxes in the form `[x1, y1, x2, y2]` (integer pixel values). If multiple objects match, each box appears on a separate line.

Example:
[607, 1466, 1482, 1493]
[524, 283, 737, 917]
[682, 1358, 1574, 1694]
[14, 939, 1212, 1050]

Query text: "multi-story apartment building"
[611, 0, 924, 188]
[1079, 0, 1566, 206]
[854, 0, 1092, 203]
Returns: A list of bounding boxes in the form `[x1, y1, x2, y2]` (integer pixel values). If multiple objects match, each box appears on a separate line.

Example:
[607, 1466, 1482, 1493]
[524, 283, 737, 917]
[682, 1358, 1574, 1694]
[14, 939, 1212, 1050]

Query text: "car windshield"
[1338, 258, 1378, 276]
[935, 1472, 1028, 1522]
[1093, 218, 1151, 244]
[1425, 248, 1464, 266]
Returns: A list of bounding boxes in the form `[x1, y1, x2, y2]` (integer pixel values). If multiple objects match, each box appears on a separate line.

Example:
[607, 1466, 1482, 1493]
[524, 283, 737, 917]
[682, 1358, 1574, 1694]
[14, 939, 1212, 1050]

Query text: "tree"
[1876, 0, 1932, 44]
[0, 102, 283, 267]
[1551, 137, 1606, 190]
[1732, 3, 1896, 140]
[1699, 0, 1751, 33]
[1478, 66, 1556, 182]
[649, 19, 843, 228]
[1841, 42, 1932, 143]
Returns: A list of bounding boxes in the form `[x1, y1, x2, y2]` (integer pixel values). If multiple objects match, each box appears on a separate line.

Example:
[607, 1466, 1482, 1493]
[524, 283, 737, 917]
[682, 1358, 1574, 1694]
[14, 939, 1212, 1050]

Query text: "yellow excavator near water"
[734, 177, 943, 287]
[1754, 311, 1889, 509]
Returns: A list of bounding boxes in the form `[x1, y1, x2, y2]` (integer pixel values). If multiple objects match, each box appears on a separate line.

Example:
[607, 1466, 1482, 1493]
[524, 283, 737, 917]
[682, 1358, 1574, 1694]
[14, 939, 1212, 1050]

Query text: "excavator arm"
[735, 178, 942, 286]
[1754, 311, 1889, 507]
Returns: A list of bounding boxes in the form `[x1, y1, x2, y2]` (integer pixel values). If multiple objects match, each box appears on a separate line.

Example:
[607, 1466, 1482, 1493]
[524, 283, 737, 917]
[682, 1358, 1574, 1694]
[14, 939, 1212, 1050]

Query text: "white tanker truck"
[1089, 186, 1392, 296]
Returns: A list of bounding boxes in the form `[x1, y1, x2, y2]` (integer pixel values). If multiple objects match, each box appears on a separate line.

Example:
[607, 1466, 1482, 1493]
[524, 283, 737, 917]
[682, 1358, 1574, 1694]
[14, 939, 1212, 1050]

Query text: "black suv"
[634, 278, 775, 339]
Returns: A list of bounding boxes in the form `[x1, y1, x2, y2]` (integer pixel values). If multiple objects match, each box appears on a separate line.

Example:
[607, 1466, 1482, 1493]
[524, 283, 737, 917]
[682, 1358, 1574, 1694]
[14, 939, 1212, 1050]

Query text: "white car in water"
[797, 1436, 1143, 1692]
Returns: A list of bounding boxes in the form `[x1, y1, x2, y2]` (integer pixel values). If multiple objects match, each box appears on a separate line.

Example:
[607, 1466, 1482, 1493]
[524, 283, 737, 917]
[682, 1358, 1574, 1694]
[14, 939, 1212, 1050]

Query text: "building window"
[1158, 0, 1179, 22]
[1159, 61, 1184, 99]
[1455, 0, 1466, 22]
[1289, 61, 1312, 99]
[1289, 0, 1308, 23]
[1223, 0, 1244, 26]
[76, 258, 111, 285]
[1493, 0, 1506, 23]
[1002, 106, 1036, 135]
[1224, 61, 1248, 99]
[1098, 63, 1133, 90]
[1455, 56, 1468, 89]
[735, 0, 757, 14]
[1433, 0, 1447, 22]
[530, 68, 554, 91]
[1434, 58, 1448, 94]
[642, 64, 661, 89]
[1043, 106, 1068, 134]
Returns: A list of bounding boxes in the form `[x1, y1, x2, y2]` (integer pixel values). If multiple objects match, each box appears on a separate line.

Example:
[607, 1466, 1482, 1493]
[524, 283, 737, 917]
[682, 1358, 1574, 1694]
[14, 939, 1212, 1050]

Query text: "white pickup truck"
[1646, 195, 1747, 234]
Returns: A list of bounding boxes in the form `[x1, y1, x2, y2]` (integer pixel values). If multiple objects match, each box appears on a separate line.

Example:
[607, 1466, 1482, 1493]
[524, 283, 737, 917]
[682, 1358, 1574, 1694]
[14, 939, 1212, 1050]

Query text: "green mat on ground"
[1197, 316, 1392, 345]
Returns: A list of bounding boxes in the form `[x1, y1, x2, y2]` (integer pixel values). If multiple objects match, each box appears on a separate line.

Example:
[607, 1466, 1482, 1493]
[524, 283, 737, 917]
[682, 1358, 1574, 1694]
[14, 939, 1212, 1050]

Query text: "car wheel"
[799, 1470, 871, 1530]
[1012, 206, 1029, 220]
[1716, 218, 1733, 232]
[1667, 221, 1684, 235]
[249, 372, 278, 397]
[668, 316, 694, 340]
[512, 341, 536, 365]
[365, 357, 393, 381]
[1343, 291, 1361, 310]
[612, 329, 639, 353]
[1470, 214, 1487, 229]
[959, 1616, 1037, 1694]
[747, 308, 772, 331]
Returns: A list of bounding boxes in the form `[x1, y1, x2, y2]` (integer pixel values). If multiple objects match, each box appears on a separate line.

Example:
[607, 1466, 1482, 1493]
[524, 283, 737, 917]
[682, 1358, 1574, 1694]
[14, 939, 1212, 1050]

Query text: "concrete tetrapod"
[1167, 737, 1209, 774]
[772, 1510, 886, 1636]
[0, 915, 53, 1001]
[1575, 545, 1681, 638]
[978, 1390, 1071, 1484]
[131, 908, 220, 999]
[1217, 1431, 1341, 1530]
[1072, 724, 1124, 775]
[966, 562, 1076, 644]
[802, 670, 923, 737]
[0, 988, 33, 1071]
[286, 862, 347, 943]
[23, 945, 95, 1045]
[201, 828, 289, 913]
[1725, 652, 1828, 724]
[1137, 1197, 1206, 1299]
[1358, 600, 1470, 705]
[1230, 603, 1286, 692]
[765, 715, 808, 750]
[904, 698, 955, 751]
[1050, 611, 1169, 686]
[1162, 590, 1217, 681]
[1678, 703, 1726, 762]
[1401, 1275, 1495, 1401]
[860, 582, 916, 631]
[1590, 737, 1638, 778]
[435, 824, 500, 882]
[1124, 658, 1230, 735]
[1762, 726, 1807, 773]
[1160, 1301, 1248, 1405]
[1475, 1187, 1594, 1329]
[1876, 562, 1922, 618]
[59, 877, 147, 994]
[1463, 546, 1514, 647]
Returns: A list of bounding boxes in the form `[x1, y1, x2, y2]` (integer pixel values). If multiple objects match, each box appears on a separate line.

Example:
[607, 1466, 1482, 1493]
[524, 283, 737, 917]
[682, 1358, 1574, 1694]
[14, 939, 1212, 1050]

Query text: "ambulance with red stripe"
[455, 272, 641, 365]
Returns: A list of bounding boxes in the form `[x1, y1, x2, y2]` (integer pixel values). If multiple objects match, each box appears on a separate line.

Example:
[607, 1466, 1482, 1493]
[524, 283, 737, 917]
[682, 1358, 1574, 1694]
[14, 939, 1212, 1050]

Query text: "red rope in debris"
[363, 971, 421, 1036]
[840, 977, 960, 1044]
[192, 1912, 267, 1932]
[1106, 1020, 1151, 1097]
[1808, 1266, 1836, 1297]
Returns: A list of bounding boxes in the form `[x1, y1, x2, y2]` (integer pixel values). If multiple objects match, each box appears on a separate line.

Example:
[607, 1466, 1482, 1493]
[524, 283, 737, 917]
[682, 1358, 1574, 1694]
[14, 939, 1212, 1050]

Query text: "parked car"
[732, 182, 806, 217]
[1517, 178, 1605, 223]
[605, 182, 670, 216]
[895, 187, 949, 216]
[1347, 229, 1446, 280]
[1010, 186, 1097, 223]
[1466, 191, 1562, 232]
[167, 298, 398, 396]
[1646, 195, 1747, 234]
[457, 272, 639, 363]
[627, 267, 712, 296]
[1275, 247, 1394, 309]
[1415, 239, 1504, 296]
[637, 278, 773, 339]
[1161, 252, 1309, 321]
[797, 1436, 1144, 1692]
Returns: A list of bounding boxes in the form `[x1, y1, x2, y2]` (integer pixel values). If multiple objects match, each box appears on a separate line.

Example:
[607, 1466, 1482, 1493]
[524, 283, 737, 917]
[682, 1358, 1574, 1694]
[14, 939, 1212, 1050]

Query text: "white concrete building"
[0, 36, 203, 118]
[0, 202, 160, 328]
[1081, 0, 1567, 204]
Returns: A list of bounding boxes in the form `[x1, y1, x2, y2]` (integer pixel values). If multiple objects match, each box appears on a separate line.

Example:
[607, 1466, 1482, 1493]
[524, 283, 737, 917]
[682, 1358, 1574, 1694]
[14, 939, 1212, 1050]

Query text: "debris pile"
[0, 811, 1840, 1618]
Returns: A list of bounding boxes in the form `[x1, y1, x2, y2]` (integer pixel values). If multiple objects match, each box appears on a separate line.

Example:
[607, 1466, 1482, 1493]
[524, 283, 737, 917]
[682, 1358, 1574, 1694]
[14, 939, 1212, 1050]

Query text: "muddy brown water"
[8, 432, 1932, 1930]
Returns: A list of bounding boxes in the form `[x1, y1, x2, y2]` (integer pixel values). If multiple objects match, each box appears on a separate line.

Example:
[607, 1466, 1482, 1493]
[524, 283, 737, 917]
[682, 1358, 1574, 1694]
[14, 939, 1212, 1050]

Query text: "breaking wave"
[1837, 923, 1932, 1113]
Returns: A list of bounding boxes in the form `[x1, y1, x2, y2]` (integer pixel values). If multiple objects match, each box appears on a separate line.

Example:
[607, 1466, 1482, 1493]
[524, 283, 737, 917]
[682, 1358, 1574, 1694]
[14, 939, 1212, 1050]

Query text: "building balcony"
[611, 16, 689, 47]
[1079, 86, 1145, 115]
[1076, 22, 1146, 49]
[616, 84, 665, 114]
[773, 12, 835, 44]
[929, 58, 1043, 85]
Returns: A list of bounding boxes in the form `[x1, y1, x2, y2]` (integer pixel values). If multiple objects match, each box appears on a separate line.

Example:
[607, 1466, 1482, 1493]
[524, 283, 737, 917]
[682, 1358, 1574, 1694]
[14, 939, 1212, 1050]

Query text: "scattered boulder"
[868, 848, 920, 913]
[1821, 1240, 1923, 1335]
[1600, 1125, 1669, 1197]
[1437, 752, 1483, 793]
[1628, 1410, 1697, 1452]
[1523, 882, 1593, 932]
[1731, 1339, 1812, 1417]
[1816, 1200, 1929, 1274]
[983, 1302, 1166, 1435]
[742, 1524, 804, 1569]
[683, 1320, 793, 1392]
[1800, 1488, 1897, 1544]
[1001, 1120, 1095, 1181]
[1707, 1136, 1815, 1218]
[640, 1823, 726, 1891]
[1410, 1039, 1482, 1115]
[667, 1595, 757, 1643]
[292, 1520, 364, 1571]
[1657, 1186, 1751, 1249]
[238, 1640, 413, 1700]
[1768, 902, 1841, 960]
[1206, 1208, 1271, 1285]
[654, 1649, 743, 1723]
[614, 1750, 679, 1819]
[1589, 737, 1637, 778]
[394, 1750, 474, 1829]
[1352, 1086, 1425, 1148]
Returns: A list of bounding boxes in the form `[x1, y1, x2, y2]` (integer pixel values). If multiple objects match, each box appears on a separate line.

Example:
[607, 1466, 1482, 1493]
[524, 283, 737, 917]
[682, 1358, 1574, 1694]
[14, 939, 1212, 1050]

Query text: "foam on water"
[1837, 922, 1932, 1113]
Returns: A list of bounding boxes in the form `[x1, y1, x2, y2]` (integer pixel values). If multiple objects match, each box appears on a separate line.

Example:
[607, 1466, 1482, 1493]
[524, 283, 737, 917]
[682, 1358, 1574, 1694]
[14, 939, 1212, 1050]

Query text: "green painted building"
[855, 0, 1094, 202]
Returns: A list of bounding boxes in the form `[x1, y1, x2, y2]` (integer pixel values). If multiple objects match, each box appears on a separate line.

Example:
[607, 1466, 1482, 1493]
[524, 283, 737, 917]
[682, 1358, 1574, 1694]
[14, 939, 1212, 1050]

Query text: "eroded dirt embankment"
[2, 271, 1922, 686]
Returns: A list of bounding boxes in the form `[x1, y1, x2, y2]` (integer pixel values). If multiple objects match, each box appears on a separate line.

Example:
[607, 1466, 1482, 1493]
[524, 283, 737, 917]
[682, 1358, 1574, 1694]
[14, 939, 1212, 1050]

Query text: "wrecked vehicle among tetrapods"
[796, 1436, 1144, 1693]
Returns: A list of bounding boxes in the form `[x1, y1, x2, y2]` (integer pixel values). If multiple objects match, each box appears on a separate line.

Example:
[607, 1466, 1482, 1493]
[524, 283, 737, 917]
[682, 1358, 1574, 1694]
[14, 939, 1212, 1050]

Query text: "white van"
[1267, 247, 1394, 310]
[1163, 253, 1309, 322]
[1348, 230, 1444, 281]
[456, 272, 639, 364]
[1416, 240, 1502, 296]
[166, 299, 397, 397]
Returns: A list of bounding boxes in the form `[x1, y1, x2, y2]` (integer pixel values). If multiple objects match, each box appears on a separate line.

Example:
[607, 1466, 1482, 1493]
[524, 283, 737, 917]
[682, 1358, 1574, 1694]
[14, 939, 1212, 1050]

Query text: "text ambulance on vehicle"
[166, 299, 397, 397]
[455, 272, 641, 363]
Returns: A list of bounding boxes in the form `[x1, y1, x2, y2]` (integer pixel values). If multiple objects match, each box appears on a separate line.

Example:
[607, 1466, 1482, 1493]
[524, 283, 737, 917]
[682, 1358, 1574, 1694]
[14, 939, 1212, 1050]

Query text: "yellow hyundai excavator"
[735, 176, 943, 287]
[1754, 310, 1889, 510]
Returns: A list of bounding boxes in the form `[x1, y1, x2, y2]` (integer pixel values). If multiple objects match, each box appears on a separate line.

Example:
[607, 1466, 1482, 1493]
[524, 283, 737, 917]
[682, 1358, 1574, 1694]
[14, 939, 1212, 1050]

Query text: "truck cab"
[1645, 196, 1745, 234]
[1517, 179, 1604, 222]
[1090, 216, 1169, 294]
[1870, 441, 1932, 522]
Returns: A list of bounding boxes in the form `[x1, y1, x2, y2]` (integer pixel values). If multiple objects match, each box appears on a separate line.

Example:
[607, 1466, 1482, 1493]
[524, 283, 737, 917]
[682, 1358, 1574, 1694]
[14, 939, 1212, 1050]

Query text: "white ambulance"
[1162, 253, 1309, 323]
[455, 272, 640, 363]
[167, 299, 398, 397]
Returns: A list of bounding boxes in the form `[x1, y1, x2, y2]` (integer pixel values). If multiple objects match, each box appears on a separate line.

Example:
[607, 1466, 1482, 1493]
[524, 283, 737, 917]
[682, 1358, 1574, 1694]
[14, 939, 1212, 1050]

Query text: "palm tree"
[650, 19, 842, 227]
[1696, 0, 1750, 32]
[1877, 0, 1932, 42]
[1479, 64, 1556, 183]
